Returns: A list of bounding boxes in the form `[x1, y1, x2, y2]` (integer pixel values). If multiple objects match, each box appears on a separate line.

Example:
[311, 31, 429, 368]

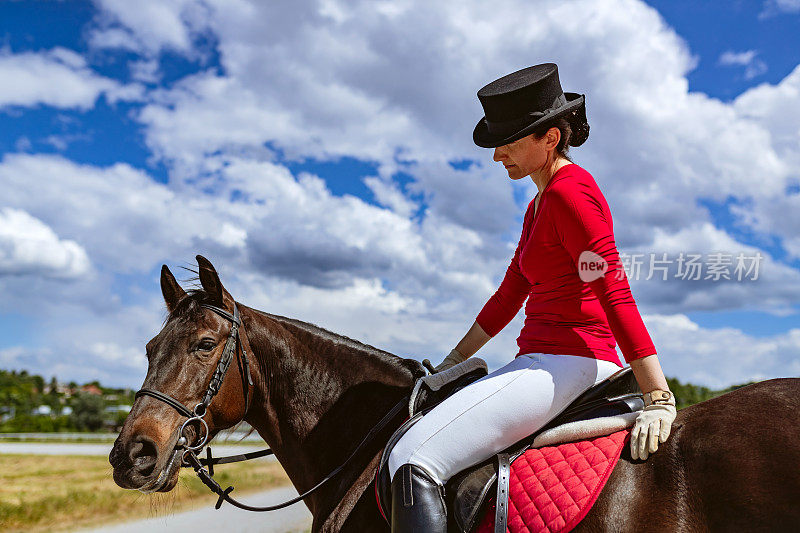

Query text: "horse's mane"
[251, 308, 397, 356]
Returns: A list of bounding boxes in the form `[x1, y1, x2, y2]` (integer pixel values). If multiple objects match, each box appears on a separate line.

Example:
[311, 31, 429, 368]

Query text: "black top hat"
[473, 63, 589, 148]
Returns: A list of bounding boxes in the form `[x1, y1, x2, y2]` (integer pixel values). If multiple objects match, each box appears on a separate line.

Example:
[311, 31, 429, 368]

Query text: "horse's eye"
[197, 339, 216, 352]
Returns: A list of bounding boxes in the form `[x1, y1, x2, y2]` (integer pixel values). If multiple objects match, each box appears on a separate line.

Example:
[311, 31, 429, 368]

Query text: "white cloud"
[760, 0, 800, 18]
[89, 0, 214, 57]
[0, 153, 240, 274]
[0, 152, 503, 315]
[0, 291, 172, 386]
[622, 221, 800, 315]
[89, 342, 147, 369]
[363, 176, 418, 218]
[117, 0, 791, 214]
[719, 50, 758, 66]
[0, 47, 139, 109]
[128, 58, 161, 84]
[729, 64, 800, 258]
[646, 314, 800, 388]
[14, 136, 32, 152]
[86, 26, 141, 52]
[0, 207, 91, 278]
[718, 49, 768, 79]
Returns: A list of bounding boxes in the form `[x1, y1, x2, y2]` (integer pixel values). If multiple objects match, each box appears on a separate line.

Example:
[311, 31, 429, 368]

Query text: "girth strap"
[495, 452, 511, 533]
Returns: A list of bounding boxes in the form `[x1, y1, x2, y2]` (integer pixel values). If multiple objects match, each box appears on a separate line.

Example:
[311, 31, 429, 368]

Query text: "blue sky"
[1, 0, 799, 388]
[646, 0, 800, 99]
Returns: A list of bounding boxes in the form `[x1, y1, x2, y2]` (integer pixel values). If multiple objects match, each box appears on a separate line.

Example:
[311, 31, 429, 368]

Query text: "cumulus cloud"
[363, 176, 418, 218]
[729, 64, 800, 259]
[107, 0, 799, 278]
[0, 46, 139, 109]
[0, 153, 242, 273]
[115, 0, 791, 216]
[646, 314, 800, 388]
[623, 221, 800, 314]
[0, 207, 91, 278]
[0, 152, 501, 314]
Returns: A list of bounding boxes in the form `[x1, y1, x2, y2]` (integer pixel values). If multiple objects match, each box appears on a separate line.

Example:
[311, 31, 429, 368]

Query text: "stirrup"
[390, 463, 447, 533]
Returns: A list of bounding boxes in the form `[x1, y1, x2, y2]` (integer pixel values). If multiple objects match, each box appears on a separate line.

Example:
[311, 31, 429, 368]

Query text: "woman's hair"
[531, 117, 573, 162]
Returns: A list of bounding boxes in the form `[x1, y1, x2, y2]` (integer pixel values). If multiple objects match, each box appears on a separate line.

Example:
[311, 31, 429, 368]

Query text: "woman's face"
[492, 127, 560, 180]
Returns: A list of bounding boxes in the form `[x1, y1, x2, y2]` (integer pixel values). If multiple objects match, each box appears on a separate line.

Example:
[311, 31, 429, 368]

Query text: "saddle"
[374, 357, 643, 532]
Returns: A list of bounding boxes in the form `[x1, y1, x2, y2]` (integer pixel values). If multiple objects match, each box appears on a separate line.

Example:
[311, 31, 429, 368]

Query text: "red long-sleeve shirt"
[475, 163, 656, 367]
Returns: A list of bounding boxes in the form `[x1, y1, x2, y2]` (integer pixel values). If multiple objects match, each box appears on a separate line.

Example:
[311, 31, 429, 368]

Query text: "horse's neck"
[240, 308, 418, 520]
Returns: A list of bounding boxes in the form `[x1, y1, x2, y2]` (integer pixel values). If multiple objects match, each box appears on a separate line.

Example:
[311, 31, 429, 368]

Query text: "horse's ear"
[196, 255, 234, 308]
[160, 265, 187, 313]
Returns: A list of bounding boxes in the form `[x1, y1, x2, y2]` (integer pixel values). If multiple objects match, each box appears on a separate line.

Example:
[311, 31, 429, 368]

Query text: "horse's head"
[109, 255, 253, 492]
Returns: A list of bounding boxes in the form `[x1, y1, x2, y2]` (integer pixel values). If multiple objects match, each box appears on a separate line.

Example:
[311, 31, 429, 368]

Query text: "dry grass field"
[0, 454, 292, 532]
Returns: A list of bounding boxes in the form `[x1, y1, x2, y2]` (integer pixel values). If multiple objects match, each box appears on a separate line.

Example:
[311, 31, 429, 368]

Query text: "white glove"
[631, 389, 676, 461]
[434, 348, 467, 373]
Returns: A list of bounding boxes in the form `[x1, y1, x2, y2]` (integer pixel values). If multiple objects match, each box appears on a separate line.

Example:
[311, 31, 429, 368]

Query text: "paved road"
[0, 442, 271, 457]
[76, 485, 313, 533]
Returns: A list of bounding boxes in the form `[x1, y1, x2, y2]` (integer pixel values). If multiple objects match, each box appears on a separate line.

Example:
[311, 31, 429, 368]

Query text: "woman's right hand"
[433, 348, 467, 373]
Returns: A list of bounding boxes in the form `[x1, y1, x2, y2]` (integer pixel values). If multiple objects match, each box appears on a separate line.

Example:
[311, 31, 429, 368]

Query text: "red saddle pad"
[474, 428, 631, 533]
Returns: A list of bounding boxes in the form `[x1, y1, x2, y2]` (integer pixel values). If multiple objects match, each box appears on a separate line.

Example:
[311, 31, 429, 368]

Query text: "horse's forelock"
[161, 289, 213, 327]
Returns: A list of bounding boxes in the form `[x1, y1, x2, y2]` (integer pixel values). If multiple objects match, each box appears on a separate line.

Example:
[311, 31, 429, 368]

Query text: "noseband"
[131, 300, 412, 514]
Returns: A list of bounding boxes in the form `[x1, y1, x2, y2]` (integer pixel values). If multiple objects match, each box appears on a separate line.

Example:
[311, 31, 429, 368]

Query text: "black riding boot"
[390, 462, 448, 533]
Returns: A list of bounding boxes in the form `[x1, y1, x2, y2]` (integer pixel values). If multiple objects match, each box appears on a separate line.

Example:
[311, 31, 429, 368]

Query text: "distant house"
[33, 405, 52, 416]
[104, 405, 131, 414]
[81, 384, 103, 396]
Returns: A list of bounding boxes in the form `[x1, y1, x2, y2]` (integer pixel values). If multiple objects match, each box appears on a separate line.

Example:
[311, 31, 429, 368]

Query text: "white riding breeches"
[387, 352, 622, 485]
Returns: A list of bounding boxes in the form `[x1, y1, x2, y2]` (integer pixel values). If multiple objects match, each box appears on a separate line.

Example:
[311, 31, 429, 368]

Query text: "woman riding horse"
[386, 63, 677, 532]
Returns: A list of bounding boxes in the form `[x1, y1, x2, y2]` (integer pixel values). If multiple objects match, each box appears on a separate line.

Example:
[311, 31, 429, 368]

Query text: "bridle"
[133, 301, 411, 514]
[136, 302, 253, 456]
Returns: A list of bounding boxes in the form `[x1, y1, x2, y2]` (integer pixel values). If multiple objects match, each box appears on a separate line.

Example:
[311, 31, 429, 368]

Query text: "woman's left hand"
[631, 390, 677, 460]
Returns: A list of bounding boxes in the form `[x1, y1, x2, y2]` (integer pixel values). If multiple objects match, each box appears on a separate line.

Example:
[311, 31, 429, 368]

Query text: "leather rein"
[134, 302, 410, 513]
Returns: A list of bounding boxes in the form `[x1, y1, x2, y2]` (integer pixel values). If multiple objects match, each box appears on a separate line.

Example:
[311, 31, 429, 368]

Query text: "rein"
[135, 302, 410, 513]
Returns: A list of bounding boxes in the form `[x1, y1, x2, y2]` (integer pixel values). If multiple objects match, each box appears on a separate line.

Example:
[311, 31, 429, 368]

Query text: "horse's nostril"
[128, 436, 159, 477]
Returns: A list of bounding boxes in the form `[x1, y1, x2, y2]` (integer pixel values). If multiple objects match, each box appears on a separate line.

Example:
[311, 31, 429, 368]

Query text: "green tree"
[70, 393, 105, 431]
[32, 375, 45, 395]
[45, 376, 61, 414]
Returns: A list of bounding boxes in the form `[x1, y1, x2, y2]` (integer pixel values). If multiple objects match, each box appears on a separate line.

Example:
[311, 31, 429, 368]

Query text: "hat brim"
[473, 92, 585, 149]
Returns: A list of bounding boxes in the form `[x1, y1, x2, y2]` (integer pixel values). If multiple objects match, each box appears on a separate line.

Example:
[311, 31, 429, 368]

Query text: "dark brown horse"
[110, 256, 800, 532]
